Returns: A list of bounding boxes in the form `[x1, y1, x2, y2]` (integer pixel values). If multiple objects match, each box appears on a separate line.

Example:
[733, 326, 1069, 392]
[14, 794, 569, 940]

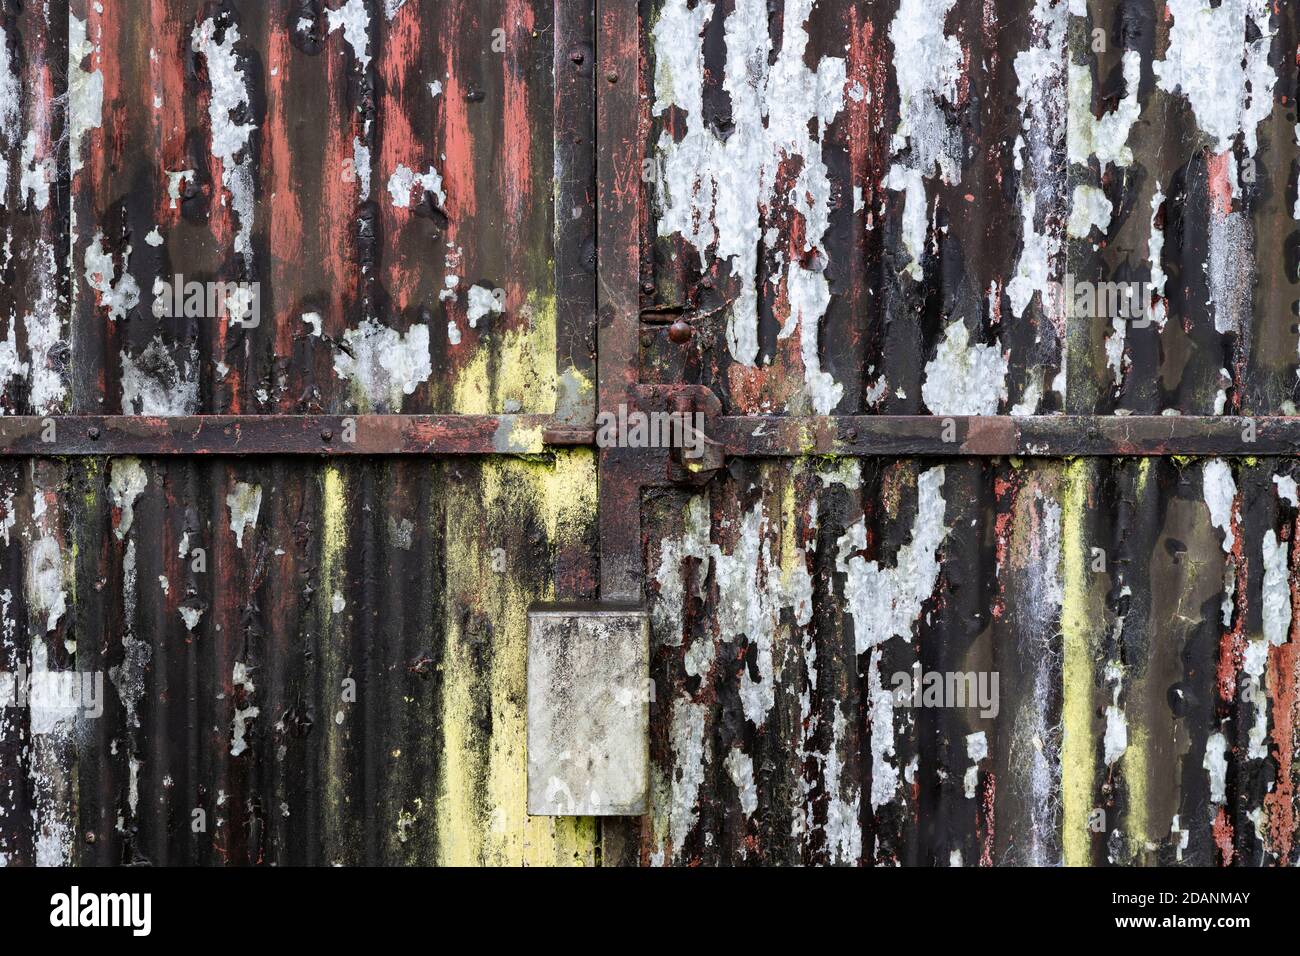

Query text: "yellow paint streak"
[452, 291, 557, 415]
[318, 465, 349, 858]
[436, 451, 597, 866]
[1060, 459, 1097, 867]
[1125, 723, 1150, 861]
[1122, 460, 1153, 860]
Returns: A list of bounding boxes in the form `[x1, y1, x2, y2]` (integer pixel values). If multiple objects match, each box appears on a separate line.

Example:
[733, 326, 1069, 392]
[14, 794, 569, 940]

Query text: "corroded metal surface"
[641, 0, 1300, 419]
[3, 0, 1300, 869]
[641, 457, 1300, 866]
[0, 453, 599, 865]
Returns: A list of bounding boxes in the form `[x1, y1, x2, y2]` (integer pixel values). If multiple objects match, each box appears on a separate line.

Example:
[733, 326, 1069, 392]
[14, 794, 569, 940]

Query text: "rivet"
[668, 320, 693, 344]
[321, 429, 334, 443]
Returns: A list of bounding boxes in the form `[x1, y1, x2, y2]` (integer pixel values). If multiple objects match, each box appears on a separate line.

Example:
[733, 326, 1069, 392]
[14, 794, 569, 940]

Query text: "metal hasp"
[526, 604, 650, 816]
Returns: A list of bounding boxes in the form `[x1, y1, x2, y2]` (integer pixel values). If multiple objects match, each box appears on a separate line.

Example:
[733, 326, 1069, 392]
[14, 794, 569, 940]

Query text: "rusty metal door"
[1, 0, 601, 866]
[1, 0, 1299, 870]
[597, 0, 1300, 868]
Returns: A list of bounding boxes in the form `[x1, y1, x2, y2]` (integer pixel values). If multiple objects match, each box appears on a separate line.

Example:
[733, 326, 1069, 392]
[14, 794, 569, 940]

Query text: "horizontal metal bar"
[713, 416, 1300, 458]
[0, 415, 557, 456]
[0, 414, 1291, 458]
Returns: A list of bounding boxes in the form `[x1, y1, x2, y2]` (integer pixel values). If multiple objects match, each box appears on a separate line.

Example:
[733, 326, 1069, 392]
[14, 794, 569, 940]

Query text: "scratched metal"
[642, 0, 1300, 418]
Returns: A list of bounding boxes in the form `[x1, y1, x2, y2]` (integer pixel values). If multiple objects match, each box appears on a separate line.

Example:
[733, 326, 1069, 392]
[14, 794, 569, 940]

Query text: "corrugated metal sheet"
[1, 0, 1298, 869]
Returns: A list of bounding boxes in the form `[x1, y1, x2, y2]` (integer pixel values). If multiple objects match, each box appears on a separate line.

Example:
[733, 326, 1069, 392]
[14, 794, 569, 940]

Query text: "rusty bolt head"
[641, 280, 656, 295]
[320, 429, 334, 443]
[668, 320, 693, 344]
[87, 426, 100, 440]
[569, 47, 586, 65]
[84, 831, 96, 845]
[606, 71, 619, 83]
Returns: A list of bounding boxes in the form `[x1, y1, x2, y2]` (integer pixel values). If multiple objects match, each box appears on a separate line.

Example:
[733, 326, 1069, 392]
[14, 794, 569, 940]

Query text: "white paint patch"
[837, 466, 949, 654]
[823, 706, 862, 862]
[921, 320, 1008, 416]
[1273, 474, 1299, 507]
[665, 698, 708, 861]
[327, 0, 372, 70]
[166, 169, 195, 208]
[1147, 187, 1168, 330]
[120, 337, 199, 415]
[387, 163, 446, 208]
[1068, 52, 1142, 169]
[466, 285, 503, 328]
[333, 319, 432, 411]
[352, 137, 372, 198]
[192, 16, 257, 261]
[723, 747, 758, 816]
[1262, 530, 1291, 646]
[302, 312, 323, 337]
[867, 648, 897, 810]
[1204, 731, 1228, 803]
[1202, 459, 1237, 554]
[332, 592, 346, 614]
[231, 704, 260, 757]
[226, 481, 262, 550]
[0, 20, 19, 161]
[1067, 184, 1112, 239]
[109, 459, 149, 540]
[145, 228, 163, 247]
[1154, 0, 1277, 158]
[179, 605, 205, 631]
[1006, 191, 1059, 320]
[1105, 317, 1127, 387]
[651, 0, 846, 412]
[84, 232, 141, 321]
[19, 129, 55, 211]
[27, 535, 67, 635]
[651, 496, 711, 651]
[69, 14, 104, 181]
[1103, 664, 1127, 766]
[385, 0, 409, 20]
[883, 0, 963, 279]
[964, 731, 987, 799]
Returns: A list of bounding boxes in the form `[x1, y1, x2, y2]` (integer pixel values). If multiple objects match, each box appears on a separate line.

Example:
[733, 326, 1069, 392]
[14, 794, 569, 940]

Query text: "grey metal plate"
[527, 606, 649, 816]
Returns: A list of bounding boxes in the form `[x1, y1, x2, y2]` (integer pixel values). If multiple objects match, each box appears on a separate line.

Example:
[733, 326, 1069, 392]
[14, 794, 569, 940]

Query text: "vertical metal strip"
[553, 0, 598, 431]
[596, 0, 644, 603]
